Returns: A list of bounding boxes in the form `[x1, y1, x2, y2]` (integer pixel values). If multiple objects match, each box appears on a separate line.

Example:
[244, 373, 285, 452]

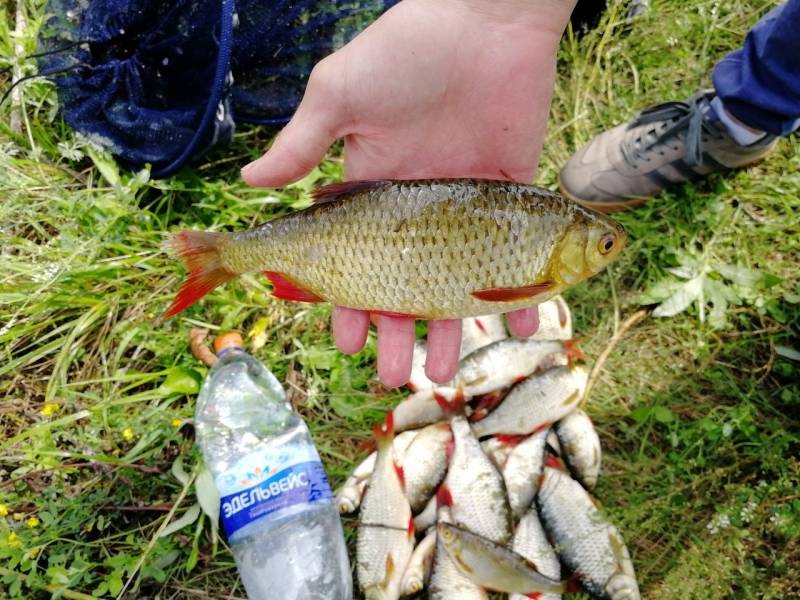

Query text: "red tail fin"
[165, 231, 235, 317]
[565, 339, 586, 364]
[436, 484, 453, 508]
[433, 388, 466, 416]
[373, 413, 395, 449]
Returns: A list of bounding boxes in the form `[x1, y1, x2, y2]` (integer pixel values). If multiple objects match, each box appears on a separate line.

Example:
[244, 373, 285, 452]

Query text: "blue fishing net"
[34, 0, 398, 177]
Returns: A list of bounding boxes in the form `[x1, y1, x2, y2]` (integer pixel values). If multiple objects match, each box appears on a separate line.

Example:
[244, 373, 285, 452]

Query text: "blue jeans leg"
[712, 0, 800, 136]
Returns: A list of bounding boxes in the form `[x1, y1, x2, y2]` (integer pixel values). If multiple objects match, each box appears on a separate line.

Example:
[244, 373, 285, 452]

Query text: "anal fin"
[264, 271, 323, 303]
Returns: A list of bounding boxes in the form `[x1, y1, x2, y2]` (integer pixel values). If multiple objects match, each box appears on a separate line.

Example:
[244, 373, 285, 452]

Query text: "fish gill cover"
[34, 0, 399, 177]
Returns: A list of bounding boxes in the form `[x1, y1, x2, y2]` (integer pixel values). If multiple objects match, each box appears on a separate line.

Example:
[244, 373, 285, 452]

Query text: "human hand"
[242, 0, 577, 387]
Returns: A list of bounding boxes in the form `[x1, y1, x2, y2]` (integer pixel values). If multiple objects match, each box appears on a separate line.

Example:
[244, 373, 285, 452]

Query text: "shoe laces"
[621, 91, 722, 167]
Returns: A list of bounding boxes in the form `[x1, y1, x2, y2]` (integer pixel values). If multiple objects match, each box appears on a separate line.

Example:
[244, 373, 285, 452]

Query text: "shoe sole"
[559, 184, 647, 213]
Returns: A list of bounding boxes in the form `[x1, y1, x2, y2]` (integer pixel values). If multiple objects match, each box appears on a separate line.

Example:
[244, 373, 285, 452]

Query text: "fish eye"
[598, 233, 616, 255]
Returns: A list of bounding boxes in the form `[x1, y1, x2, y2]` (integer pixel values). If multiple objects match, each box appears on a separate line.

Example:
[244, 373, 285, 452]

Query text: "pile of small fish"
[337, 297, 640, 600]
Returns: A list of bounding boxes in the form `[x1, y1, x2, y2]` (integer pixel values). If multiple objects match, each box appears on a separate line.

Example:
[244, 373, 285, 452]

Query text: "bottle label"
[215, 444, 333, 537]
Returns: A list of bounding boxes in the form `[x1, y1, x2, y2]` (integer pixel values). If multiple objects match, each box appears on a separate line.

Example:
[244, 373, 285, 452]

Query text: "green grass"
[1, 0, 798, 598]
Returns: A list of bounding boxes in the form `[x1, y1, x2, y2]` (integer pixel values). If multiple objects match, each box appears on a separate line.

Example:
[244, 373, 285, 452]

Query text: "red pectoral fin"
[264, 272, 323, 303]
[470, 282, 553, 302]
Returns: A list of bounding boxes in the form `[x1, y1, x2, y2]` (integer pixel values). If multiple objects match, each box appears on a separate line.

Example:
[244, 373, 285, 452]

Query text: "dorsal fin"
[310, 180, 390, 204]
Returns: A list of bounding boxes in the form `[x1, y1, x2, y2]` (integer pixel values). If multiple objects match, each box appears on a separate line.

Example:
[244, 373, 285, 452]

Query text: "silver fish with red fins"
[165, 179, 626, 318]
[537, 463, 640, 600]
[357, 414, 415, 600]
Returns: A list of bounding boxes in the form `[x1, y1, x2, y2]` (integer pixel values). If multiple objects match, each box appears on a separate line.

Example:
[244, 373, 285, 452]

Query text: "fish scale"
[167, 180, 626, 319]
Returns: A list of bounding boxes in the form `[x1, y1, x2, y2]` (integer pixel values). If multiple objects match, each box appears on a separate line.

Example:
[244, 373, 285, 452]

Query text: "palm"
[335, 1, 562, 183]
[242, 0, 574, 387]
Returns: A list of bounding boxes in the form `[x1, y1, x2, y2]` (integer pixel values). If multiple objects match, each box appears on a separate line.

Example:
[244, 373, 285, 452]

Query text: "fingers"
[376, 315, 416, 388]
[241, 60, 344, 187]
[506, 306, 540, 338]
[424, 319, 461, 383]
[332, 306, 370, 355]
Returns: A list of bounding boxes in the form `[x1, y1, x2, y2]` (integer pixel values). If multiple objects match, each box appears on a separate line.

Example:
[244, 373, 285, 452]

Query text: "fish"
[429, 505, 488, 600]
[407, 340, 433, 393]
[501, 429, 550, 518]
[436, 522, 566, 595]
[413, 493, 438, 534]
[392, 388, 467, 432]
[511, 508, 562, 600]
[533, 295, 573, 341]
[399, 527, 437, 596]
[401, 422, 453, 513]
[469, 388, 510, 422]
[357, 414, 415, 600]
[442, 416, 511, 545]
[407, 315, 508, 392]
[546, 430, 562, 455]
[396, 339, 571, 431]
[556, 408, 602, 489]
[471, 365, 588, 438]
[166, 179, 626, 318]
[479, 436, 517, 470]
[452, 339, 571, 398]
[537, 464, 640, 600]
[460, 314, 509, 358]
[336, 430, 419, 513]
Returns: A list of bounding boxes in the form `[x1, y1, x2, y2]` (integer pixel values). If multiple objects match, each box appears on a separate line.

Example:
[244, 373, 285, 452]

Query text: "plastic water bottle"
[195, 332, 352, 600]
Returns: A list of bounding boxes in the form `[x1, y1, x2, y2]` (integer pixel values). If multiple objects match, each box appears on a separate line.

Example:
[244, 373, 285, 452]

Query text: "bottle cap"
[213, 332, 244, 353]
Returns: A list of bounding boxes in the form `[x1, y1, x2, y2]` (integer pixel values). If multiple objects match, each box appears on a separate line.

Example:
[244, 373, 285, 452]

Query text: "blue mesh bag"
[33, 0, 399, 177]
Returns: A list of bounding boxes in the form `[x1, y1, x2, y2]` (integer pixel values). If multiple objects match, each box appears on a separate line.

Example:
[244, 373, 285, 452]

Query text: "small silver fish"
[392, 388, 467, 432]
[471, 365, 587, 438]
[546, 429, 562, 455]
[537, 465, 640, 600]
[442, 416, 511, 544]
[460, 314, 509, 358]
[556, 408, 602, 489]
[336, 430, 419, 513]
[407, 315, 508, 393]
[479, 436, 516, 471]
[511, 508, 562, 600]
[357, 415, 415, 600]
[401, 422, 453, 513]
[399, 527, 437, 596]
[437, 522, 566, 595]
[501, 429, 550, 519]
[429, 506, 488, 600]
[453, 339, 569, 397]
[413, 493, 438, 534]
[533, 295, 573, 341]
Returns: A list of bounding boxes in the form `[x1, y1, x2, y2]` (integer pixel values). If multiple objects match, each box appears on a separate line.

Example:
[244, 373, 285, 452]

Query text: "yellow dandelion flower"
[27, 546, 41, 559]
[0, 504, 8, 517]
[122, 428, 134, 441]
[40, 402, 60, 416]
[12, 512, 24, 521]
[7, 531, 21, 548]
[171, 418, 182, 428]
[26, 516, 40, 528]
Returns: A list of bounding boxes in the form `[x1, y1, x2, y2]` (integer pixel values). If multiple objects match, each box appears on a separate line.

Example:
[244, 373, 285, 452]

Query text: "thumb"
[241, 62, 344, 187]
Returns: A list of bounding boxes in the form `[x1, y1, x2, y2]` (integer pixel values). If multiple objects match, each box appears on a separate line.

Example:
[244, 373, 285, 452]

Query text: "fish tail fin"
[165, 231, 236, 318]
[372, 413, 395, 450]
[433, 387, 467, 416]
[565, 339, 586, 364]
[436, 484, 453, 508]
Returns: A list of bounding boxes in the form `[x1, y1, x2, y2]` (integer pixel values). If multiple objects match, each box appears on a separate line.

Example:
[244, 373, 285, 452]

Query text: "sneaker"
[559, 90, 778, 212]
